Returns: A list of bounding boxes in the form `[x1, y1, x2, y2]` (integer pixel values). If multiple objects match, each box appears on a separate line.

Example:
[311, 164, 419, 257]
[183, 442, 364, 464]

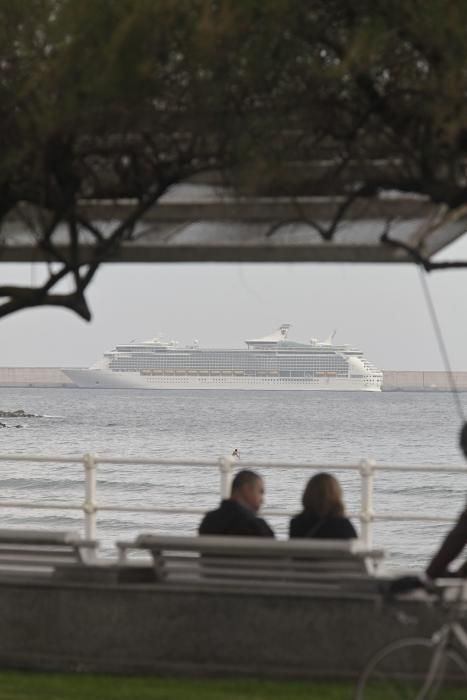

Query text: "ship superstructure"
[64, 324, 382, 391]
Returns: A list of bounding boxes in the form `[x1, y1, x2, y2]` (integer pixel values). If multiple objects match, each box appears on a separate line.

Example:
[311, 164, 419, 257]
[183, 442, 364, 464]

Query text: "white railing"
[0, 452, 465, 548]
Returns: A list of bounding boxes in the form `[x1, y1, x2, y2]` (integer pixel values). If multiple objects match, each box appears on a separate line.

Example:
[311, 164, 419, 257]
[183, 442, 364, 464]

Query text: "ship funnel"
[322, 330, 336, 345]
[279, 323, 291, 339]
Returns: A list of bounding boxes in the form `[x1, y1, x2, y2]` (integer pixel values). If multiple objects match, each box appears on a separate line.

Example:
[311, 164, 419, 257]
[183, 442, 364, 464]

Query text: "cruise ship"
[64, 325, 383, 391]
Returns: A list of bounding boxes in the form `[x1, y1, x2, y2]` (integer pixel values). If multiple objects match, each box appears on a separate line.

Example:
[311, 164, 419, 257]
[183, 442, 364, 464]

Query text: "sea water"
[0, 387, 466, 571]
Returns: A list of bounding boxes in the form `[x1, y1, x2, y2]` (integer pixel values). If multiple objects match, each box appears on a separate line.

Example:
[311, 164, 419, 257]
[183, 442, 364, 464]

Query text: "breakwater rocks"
[0, 409, 38, 418]
[0, 409, 38, 427]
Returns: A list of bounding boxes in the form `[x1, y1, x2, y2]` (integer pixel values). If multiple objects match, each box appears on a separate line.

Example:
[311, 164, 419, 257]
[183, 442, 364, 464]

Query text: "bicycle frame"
[421, 583, 467, 690]
[354, 580, 467, 699]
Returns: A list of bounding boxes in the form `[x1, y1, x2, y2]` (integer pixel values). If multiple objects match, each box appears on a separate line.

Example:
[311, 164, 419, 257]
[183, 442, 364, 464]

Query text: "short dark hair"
[231, 470, 261, 493]
[302, 472, 345, 517]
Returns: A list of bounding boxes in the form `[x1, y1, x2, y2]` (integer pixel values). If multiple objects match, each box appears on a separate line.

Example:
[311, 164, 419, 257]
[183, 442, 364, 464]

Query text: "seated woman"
[289, 472, 357, 539]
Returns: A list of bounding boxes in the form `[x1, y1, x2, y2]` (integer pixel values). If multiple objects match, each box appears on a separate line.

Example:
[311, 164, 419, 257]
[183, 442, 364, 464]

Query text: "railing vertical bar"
[219, 456, 234, 499]
[83, 453, 97, 543]
[359, 459, 375, 548]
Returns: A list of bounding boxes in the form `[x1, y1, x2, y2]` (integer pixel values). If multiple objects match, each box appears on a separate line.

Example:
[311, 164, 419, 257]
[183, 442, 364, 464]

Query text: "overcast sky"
[1, 234, 467, 370]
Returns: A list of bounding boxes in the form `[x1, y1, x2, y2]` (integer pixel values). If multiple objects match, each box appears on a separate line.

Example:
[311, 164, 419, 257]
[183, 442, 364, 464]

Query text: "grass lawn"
[0, 672, 464, 700]
[0, 674, 351, 700]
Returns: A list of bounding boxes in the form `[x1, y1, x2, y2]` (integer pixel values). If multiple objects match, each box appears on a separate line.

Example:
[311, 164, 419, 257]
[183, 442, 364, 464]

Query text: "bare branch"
[381, 230, 467, 271]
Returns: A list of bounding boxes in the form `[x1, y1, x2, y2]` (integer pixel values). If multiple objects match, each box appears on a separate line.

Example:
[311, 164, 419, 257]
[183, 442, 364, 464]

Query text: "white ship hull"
[64, 369, 381, 391]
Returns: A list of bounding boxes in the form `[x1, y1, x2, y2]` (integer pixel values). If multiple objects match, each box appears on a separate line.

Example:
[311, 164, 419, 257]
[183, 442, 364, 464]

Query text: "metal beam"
[2, 192, 466, 263]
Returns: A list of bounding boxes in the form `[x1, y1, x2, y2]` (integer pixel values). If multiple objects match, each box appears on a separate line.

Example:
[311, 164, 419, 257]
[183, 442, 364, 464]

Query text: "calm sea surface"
[1, 387, 467, 571]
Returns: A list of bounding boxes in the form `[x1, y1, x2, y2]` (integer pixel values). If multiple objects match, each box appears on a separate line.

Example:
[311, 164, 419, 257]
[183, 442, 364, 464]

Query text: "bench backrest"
[117, 534, 384, 595]
[0, 529, 97, 576]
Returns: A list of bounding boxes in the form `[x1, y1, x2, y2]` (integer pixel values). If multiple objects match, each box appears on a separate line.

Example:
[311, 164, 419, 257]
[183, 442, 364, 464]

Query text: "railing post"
[218, 456, 234, 499]
[83, 453, 97, 542]
[359, 458, 375, 548]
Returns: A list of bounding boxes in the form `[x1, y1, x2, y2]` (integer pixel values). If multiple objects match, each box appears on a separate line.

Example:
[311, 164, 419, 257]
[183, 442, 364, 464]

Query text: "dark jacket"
[289, 511, 357, 540]
[426, 506, 467, 578]
[199, 499, 275, 538]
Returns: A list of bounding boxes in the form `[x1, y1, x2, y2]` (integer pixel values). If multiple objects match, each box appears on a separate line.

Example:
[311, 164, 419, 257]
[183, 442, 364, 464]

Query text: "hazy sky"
[1, 234, 467, 370]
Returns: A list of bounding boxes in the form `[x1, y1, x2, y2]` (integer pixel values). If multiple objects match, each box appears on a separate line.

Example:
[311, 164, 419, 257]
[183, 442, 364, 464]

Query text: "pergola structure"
[2, 183, 466, 265]
[3, 1, 467, 324]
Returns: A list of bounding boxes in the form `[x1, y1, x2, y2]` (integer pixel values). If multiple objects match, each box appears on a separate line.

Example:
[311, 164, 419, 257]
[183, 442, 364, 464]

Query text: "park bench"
[0, 529, 97, 577]
[116, 534, 385, 596]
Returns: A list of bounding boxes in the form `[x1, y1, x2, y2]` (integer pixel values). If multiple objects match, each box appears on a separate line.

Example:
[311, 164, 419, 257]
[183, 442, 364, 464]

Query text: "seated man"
[199, 469, 274, 537]
[426, 422, 467, 579]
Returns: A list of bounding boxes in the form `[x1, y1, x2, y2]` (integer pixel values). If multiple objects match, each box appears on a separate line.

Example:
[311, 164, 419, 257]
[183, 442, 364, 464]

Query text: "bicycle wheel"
[354, 637, 449, 700]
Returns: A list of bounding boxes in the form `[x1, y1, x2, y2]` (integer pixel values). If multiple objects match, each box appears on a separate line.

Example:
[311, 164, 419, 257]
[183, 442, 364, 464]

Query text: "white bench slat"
[116, 534, 384, 592]
[156, 554, 367, 572]
[162, 564, 374, 581]
[0, 529, 85, 545]
[0, 529, 98, 574]
[132, 534, 382, 558]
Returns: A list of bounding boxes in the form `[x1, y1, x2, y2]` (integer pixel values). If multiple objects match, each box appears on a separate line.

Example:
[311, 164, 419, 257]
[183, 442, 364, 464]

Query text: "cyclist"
[426, 422, 467, 579]
[390, 423, 467, 595]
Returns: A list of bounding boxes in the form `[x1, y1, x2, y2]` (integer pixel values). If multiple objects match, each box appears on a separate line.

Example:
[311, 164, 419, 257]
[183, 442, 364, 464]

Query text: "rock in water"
[0, 409, 37, 418]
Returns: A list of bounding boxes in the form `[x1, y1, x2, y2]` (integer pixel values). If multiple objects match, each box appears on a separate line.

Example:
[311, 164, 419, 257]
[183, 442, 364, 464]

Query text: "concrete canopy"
[2, 184, 466, 264]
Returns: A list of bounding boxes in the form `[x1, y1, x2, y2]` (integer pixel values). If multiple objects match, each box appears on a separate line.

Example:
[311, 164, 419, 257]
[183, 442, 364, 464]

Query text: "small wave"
[1, 477, 82, 490]
[0, 514, 82, 528]
[98, 479, 157, 490]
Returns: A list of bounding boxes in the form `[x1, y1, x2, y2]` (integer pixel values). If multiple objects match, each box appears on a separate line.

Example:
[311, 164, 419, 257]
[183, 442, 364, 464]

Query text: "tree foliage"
[2, 0, 467, 319]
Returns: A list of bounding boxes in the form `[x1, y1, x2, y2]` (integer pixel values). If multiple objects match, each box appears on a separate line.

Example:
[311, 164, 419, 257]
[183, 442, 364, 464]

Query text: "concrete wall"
[0, 576, 445, 678]
[0, 368, 73, 387]
[383, 370, 467, 391]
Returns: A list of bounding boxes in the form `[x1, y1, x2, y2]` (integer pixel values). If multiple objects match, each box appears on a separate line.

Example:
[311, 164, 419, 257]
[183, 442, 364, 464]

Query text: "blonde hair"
[301, 472, 345, 517]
